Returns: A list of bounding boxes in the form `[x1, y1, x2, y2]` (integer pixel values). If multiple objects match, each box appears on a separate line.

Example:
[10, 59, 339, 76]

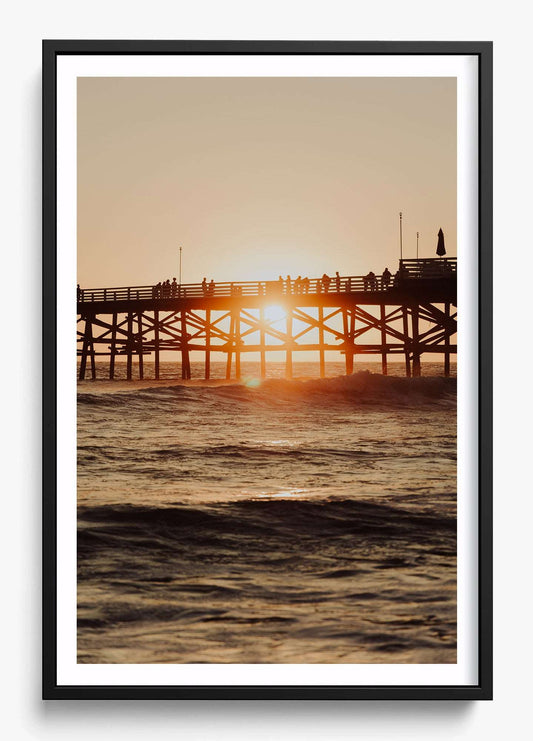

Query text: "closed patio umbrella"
[436, 228, 446, 256]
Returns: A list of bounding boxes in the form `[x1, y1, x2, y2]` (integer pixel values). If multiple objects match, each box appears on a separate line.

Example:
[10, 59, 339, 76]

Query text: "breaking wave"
[78, 371, 456, 409]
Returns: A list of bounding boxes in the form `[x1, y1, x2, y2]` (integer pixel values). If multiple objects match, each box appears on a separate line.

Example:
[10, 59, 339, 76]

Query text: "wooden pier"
[77, 258, 457, 380]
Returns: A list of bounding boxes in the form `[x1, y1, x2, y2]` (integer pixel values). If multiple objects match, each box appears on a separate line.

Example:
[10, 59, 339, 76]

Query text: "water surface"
[77, 361, 457, 663]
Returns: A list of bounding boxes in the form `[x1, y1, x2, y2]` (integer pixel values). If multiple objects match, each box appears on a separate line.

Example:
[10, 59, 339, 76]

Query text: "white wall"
[2, 1, 530, 738]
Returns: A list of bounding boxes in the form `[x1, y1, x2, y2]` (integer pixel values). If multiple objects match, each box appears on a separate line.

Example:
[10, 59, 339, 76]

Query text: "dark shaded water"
[77, 362, 456, 663]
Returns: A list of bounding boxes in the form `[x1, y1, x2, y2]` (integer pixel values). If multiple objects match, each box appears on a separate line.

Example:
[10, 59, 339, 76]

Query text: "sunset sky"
[77, 76, 456, 289]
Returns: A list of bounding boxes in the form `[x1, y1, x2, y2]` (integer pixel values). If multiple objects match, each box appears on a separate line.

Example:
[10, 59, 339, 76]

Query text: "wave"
[195, 443, 377, 461]
[78, 371, 456, 409]
[78, 498, 456, 550]
[77, 497, 457, 660]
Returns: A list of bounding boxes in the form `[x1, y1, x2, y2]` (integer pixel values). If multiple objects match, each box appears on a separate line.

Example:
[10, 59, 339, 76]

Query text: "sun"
[263, 304, 287, 324]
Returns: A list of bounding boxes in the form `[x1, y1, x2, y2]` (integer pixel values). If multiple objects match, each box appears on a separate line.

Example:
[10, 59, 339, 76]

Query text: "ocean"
[77, 361, 457, 664]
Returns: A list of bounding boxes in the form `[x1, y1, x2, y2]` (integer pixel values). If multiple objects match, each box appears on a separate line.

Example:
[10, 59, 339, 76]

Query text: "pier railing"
[78, 260, 456, 303]
[399, 258, 457, 280]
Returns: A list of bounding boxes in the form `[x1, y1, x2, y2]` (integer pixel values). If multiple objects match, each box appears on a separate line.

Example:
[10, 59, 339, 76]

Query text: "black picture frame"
[42, 39, 492, 701]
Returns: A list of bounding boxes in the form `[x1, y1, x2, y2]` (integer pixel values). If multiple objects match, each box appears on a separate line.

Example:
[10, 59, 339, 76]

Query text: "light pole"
[179, 246, 182, 286]
[399, 212, 403, 261]
[416, 231, 419, 260]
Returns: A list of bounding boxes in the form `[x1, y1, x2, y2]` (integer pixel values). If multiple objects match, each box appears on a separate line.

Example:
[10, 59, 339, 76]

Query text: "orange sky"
[77, 76, 456, 289]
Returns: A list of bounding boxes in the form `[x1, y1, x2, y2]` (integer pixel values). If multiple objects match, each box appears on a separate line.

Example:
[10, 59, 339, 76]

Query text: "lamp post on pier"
[399, 212, 403, 261]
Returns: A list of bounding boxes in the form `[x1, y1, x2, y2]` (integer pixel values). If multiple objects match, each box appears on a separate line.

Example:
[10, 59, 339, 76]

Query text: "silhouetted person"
[286, 275, 292, 294]
[303, 277, 310, 293]
[322, 273, 331, 292]
[295, 275, 302, 294]
[202, 277, 207, 295]
[364, 271, 376, 290]
[77, 284, 81, 301]
[394, 270, 401, 286]
[381, 267, 391, 290]
[171, 278, 178, 297]
[335, 271, 341, 292]
[209, 279, 215, 295]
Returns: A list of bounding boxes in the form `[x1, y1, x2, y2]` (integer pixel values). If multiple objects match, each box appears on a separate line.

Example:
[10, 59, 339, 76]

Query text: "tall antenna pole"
[179, 245, 182, 286]
[416, 231, 419, 260]
[399, 212, 403, 261]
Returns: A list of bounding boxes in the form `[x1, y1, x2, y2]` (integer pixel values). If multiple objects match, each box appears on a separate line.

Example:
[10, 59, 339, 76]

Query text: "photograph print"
[76, 73, 458, 665]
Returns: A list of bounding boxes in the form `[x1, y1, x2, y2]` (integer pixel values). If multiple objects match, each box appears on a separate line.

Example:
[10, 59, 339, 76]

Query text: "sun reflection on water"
[242, 488, 310, 500]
